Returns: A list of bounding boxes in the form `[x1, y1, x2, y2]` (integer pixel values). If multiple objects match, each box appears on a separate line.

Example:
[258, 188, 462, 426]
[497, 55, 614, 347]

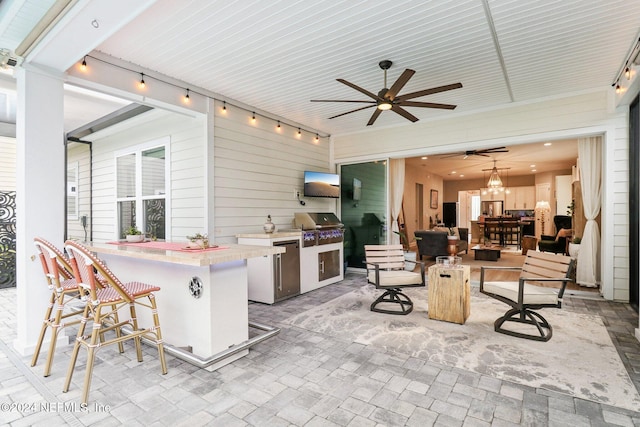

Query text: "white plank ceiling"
[92, 0, 640, 136]
[1, 0, 640, 177]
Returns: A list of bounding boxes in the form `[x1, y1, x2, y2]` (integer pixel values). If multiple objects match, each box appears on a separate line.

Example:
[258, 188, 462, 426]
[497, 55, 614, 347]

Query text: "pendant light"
[487, 160, 503, 191]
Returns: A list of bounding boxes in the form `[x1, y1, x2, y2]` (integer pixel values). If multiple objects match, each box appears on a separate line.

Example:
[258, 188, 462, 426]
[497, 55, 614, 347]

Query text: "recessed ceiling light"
[421, 156, 428, 160]
[451, 171, 456, 174]
[459, 174, 464, 178]
[530, 164, 536, 168]
[531, 169, 537, 172]
[544, 142, 552, 146]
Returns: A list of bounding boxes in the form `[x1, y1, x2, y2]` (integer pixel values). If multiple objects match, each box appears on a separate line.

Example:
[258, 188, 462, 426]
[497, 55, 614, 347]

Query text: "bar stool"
[63, 240, 167, 404]
[32, 237, 86, 376]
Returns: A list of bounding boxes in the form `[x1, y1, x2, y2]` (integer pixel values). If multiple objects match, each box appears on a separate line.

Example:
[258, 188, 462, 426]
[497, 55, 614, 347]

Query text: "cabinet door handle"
[276, 253, 283, 291]
[319, 260, 325, 274]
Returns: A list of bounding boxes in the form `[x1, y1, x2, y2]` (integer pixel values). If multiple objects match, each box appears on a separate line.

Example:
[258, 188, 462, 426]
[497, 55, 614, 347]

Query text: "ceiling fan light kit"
[311, 60, 462, 126]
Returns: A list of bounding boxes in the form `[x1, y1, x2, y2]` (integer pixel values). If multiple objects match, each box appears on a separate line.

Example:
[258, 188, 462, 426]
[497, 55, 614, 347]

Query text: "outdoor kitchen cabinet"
[237, 233, 302, 304]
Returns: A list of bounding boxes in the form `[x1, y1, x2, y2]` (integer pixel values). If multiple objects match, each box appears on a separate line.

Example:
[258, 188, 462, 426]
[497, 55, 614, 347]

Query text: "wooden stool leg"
[149, 294, 167, 374]
[129, 302, 143, 362]
[63, 306, 90, 393]
[43, 298, 65, 377]
[31, 293, 56, 367]
[80, 308, 103, 404]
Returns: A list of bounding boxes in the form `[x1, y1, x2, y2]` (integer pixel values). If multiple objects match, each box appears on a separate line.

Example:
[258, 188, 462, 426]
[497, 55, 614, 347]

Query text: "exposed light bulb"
[615, 84, 621, 94]
[315, 133, 319, 142]
[139, 73, 146, 89]
[222, 101, 227, 112]
[625, 67, 631, 80]
[276, 120, 281, 131]
[251, 112, 256, 123]
[297, 128, 301, 138]
[81, 56, 87, 71]
[183, 89, 190, 104]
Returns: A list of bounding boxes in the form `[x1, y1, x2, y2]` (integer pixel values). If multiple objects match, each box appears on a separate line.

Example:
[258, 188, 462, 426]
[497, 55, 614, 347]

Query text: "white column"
[14, 66, 66, 355]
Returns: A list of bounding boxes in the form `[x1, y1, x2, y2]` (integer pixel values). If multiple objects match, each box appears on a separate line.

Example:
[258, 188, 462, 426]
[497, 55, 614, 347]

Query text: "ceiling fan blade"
[477, 146, 508, 153]
[391, 105, 419, 122]
[396, 82, 463, 101]
[366, 109, 383, 126]
[386, 69, 415, 100]
[399, 101, 457, 110]
[337, 79, 380, 100]
[311, 99, 375, 103]
[328, 104, 376, 119]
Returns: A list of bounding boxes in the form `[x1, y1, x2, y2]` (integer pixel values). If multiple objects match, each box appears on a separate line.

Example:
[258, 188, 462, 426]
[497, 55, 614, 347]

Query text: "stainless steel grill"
[295, 213, 344, 247]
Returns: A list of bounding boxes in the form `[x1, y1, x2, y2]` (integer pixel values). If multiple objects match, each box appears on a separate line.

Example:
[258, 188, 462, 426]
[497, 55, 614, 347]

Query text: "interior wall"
[404, 162, 443, 238]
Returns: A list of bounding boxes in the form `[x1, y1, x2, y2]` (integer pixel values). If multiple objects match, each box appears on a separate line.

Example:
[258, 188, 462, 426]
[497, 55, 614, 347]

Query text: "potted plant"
[124, 226, 144, 242]
[186, 232, 209, 249]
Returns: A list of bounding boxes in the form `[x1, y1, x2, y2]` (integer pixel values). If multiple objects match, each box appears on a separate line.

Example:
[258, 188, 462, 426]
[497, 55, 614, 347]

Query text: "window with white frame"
[116, 139, 168, 240]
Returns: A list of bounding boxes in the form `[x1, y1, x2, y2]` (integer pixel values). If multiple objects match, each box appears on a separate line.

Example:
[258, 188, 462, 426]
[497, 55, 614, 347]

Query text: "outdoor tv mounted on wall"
[303, 171, 340, 198]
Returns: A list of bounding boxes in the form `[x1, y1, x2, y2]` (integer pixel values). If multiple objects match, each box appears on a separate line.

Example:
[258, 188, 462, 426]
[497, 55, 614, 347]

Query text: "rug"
[284, 285, 640, 411]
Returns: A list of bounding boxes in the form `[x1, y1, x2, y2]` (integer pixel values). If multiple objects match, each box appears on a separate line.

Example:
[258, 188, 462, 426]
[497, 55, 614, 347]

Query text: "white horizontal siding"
[66, 143, 91, 241]
[0, 137, 16, 191]
[213, 102, 335, 242]
[90, 110, 205, 243]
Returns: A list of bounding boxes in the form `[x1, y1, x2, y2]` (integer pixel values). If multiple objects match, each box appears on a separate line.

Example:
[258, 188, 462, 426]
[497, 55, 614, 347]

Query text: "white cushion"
[482, 281, 559, 305]
[368, 270, 423, 287]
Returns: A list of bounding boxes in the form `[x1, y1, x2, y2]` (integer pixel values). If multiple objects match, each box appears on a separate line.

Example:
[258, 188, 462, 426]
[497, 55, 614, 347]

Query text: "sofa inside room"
[414, 227, 469, 260]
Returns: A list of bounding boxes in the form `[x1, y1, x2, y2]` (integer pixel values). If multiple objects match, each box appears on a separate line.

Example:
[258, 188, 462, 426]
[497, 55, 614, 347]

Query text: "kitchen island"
[82, 241, 284, 370]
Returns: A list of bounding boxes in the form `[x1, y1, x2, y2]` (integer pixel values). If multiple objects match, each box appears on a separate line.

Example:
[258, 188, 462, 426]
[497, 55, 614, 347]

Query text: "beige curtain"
[576, 136, 601, 287]
[389, 158, 405, 245]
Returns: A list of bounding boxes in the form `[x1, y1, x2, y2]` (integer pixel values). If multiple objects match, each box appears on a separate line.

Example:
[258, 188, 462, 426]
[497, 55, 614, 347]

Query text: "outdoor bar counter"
[83, 241, 285, 370]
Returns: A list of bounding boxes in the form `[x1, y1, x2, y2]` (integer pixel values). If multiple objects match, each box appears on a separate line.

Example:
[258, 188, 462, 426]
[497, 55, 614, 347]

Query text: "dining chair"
[62, 240, 167, 404]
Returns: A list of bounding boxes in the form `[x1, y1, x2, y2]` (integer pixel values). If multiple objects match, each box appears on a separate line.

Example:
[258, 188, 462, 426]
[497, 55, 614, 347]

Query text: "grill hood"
[294, 212, 343, 230]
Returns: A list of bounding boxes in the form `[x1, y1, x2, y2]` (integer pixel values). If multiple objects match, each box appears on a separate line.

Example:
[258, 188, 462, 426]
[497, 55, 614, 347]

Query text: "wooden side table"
[427, 264, 470, 324]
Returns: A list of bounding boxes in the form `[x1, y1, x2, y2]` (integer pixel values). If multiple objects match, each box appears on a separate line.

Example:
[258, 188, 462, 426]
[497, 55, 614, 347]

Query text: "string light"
[75, 54, 330, 141]
[612, 37, 640, 94]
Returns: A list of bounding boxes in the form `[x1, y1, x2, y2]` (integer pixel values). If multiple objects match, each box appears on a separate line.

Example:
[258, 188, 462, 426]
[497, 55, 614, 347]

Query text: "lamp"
[377, 100, 392, 110]
[487, 160, 503, 192]
[535, 200, 551, 235]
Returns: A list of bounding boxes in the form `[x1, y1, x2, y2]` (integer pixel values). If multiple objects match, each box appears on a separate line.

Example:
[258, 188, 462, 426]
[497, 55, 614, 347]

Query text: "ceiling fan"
[440, 147, 509, 159]
[311, 60, 462, 126]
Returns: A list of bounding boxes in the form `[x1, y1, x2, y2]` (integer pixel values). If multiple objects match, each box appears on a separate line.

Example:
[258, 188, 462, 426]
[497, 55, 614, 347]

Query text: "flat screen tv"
[304, 171, 340, 198]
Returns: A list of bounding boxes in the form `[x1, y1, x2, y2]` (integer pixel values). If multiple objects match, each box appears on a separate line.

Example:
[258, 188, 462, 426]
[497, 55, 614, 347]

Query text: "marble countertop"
[84, 242, 285, 267]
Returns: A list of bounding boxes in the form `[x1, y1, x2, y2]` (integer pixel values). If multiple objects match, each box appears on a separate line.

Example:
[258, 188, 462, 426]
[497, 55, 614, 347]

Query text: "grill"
[295, 213, 344, 247]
